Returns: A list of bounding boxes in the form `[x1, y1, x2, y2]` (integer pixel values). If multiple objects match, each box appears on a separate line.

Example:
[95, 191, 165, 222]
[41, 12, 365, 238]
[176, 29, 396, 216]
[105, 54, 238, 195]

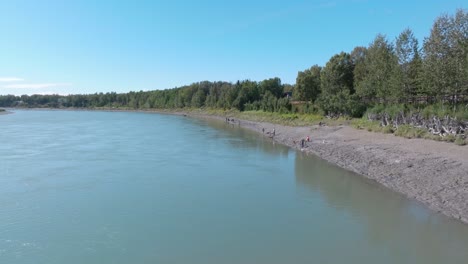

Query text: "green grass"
[455, 136, 467, 146]
[138, 106, 468, 146]
[420, 103, 468, 120]
[351, 118, 468, 145]
[393, 125, 427, 139]
[186, 108, 328, 126]
[366, 103, 468, 121]
[237, 111, 325, 126]
[358, 103, 468, 145]
[205, 108, 359, 126]
[351, 119, 382, 132]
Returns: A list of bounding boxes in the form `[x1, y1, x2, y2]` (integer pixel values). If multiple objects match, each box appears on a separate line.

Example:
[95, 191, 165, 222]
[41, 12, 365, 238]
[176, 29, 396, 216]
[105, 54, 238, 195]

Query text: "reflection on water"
[294, 151, 468, 263]
[203, 118, 291, 158]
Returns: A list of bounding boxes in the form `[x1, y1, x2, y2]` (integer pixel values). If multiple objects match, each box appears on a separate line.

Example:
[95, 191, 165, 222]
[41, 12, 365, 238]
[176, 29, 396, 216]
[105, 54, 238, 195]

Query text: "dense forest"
[1, 9, 467, 119]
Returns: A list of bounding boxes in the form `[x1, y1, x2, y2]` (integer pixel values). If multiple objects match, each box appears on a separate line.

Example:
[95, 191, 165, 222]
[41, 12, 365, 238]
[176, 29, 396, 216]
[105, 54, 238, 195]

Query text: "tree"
[295, 65, 322, 102]
[259, 77, 283, 98]
[356, 34, 399, 101]
[191, 86, 207, 108]
[395, 28, 422, 100]
[318, 52, 358, 115]
[205, 84, 220, 108]
[232, 80, 259, 111]
[321, 52, 354, 95]
[423, 9, 467, 101]
[351, 46, 368, 92]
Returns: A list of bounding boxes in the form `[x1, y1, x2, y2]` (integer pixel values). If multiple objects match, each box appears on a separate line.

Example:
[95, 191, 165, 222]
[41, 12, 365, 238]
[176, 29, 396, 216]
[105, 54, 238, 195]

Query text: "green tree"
[232, 80, 259, 111]
[356, 34, 399, 101]
[423, 9, 467, 101]
[191, 87, 207, 108]
[319, 52, 358, 115]
[395, 28, 422, 100]
[320, 52, 354, 95]
[351, 46, 368, 92]
[259, 77, 283, 98]
[295, 65, 322, 101]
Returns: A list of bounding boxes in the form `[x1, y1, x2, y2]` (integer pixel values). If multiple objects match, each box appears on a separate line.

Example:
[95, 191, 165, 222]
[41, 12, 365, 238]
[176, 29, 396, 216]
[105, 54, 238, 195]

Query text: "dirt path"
[193, 114, 468, 224]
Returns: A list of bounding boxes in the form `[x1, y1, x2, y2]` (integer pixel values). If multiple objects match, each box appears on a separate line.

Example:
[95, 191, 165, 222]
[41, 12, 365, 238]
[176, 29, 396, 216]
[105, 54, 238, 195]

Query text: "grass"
[237, 111, 324, 126]
[0, 108, 5, 112]
[360, 103, 468, 145]
[352, 117, 467, 145]
[455, 136, 467, 146]
[126, 106, 467, 145]
[187, 108, 329, 126]
[366, 103, 468, 121]
[393, 125, 427, 139]
[351, 119, 382, 132]
[420, 103, 468, 120]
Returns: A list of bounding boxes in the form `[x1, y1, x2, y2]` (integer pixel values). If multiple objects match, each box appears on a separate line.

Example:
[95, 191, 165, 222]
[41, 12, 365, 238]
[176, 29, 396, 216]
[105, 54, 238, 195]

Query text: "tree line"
[1, 9, 466, 118]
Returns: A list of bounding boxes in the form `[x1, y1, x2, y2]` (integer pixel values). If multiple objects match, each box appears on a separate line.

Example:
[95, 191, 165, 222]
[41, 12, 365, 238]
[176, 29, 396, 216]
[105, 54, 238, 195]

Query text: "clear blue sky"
[0, 0, 465, 95]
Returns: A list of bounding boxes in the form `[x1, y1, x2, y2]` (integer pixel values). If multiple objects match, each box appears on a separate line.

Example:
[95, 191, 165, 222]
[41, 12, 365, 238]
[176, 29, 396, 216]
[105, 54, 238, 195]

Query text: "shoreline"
[0, 110, 13, 115]
[6, 107, 468, 224]
[184, 112, 468, 225]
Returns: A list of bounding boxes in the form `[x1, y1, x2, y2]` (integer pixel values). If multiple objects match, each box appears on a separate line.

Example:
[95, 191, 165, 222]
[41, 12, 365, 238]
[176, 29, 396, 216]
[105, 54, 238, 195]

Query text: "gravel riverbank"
[189, 113, 468, 224]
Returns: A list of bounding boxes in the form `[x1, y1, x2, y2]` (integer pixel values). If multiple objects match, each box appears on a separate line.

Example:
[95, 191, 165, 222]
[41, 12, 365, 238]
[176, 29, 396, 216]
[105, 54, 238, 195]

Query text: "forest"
[1, 9, 466, 120]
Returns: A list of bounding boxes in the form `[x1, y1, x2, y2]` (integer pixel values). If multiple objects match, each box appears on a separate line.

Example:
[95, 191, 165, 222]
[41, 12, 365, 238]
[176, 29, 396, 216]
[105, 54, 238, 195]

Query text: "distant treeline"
[1, 9, 466, 118]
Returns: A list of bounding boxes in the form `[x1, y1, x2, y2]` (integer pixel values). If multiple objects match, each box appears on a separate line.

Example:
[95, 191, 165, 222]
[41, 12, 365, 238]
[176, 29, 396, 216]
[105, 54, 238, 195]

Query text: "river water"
[1, 110, 468, 264]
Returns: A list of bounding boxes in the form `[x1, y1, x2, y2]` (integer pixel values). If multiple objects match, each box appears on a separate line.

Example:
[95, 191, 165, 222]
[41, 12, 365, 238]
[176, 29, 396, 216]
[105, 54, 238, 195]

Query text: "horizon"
[0, 0, 466, 96]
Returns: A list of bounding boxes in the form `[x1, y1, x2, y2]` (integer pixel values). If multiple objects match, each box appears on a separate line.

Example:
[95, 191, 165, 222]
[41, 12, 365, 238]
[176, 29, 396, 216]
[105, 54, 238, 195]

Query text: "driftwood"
[368, 111, 467, 137]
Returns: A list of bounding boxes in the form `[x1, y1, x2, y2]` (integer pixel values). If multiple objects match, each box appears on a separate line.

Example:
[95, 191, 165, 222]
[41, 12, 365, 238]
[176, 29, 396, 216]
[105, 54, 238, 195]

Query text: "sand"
[190, 113, 468, 224]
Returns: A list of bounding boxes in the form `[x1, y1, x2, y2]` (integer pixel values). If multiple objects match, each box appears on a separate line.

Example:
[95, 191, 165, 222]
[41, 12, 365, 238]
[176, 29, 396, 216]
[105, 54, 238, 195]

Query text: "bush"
[394, 125, 427, 139]
[351, 119, 381, 131]
[318, 92, 368, 118]
[443, 134, 457, 142]
[454, 136, 466, 146]
[382, 126, 394, 134]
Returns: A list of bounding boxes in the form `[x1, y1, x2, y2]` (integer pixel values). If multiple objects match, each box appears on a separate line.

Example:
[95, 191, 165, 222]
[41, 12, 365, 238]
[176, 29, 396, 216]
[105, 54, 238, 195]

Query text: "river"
[1, 110, 468, 263]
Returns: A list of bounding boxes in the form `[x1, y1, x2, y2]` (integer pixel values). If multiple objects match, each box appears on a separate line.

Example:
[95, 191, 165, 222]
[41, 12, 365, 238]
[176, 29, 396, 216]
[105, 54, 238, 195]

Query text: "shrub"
[382, 126, 394, 134]
[394, 125, 427, 139]
[443, 134, 457, 142]
[454, 136, 466, 146]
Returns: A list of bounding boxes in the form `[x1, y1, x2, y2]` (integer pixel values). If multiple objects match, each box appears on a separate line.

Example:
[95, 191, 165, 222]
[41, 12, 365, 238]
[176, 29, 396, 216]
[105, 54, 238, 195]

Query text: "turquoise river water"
[1, 110, 468, 264]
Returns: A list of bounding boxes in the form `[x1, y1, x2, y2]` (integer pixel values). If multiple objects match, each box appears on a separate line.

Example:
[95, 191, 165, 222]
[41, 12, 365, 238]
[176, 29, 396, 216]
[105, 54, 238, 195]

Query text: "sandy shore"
[188, 113, 468, 224]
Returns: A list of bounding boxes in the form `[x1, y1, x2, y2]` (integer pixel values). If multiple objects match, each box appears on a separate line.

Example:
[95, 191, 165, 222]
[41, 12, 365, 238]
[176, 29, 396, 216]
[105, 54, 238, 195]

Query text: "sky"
[0, 0, 465, 96]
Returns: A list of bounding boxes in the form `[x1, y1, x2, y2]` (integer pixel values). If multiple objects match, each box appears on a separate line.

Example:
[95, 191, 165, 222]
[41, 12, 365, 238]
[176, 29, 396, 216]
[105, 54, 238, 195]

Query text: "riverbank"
[185, 112, 468, 224]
